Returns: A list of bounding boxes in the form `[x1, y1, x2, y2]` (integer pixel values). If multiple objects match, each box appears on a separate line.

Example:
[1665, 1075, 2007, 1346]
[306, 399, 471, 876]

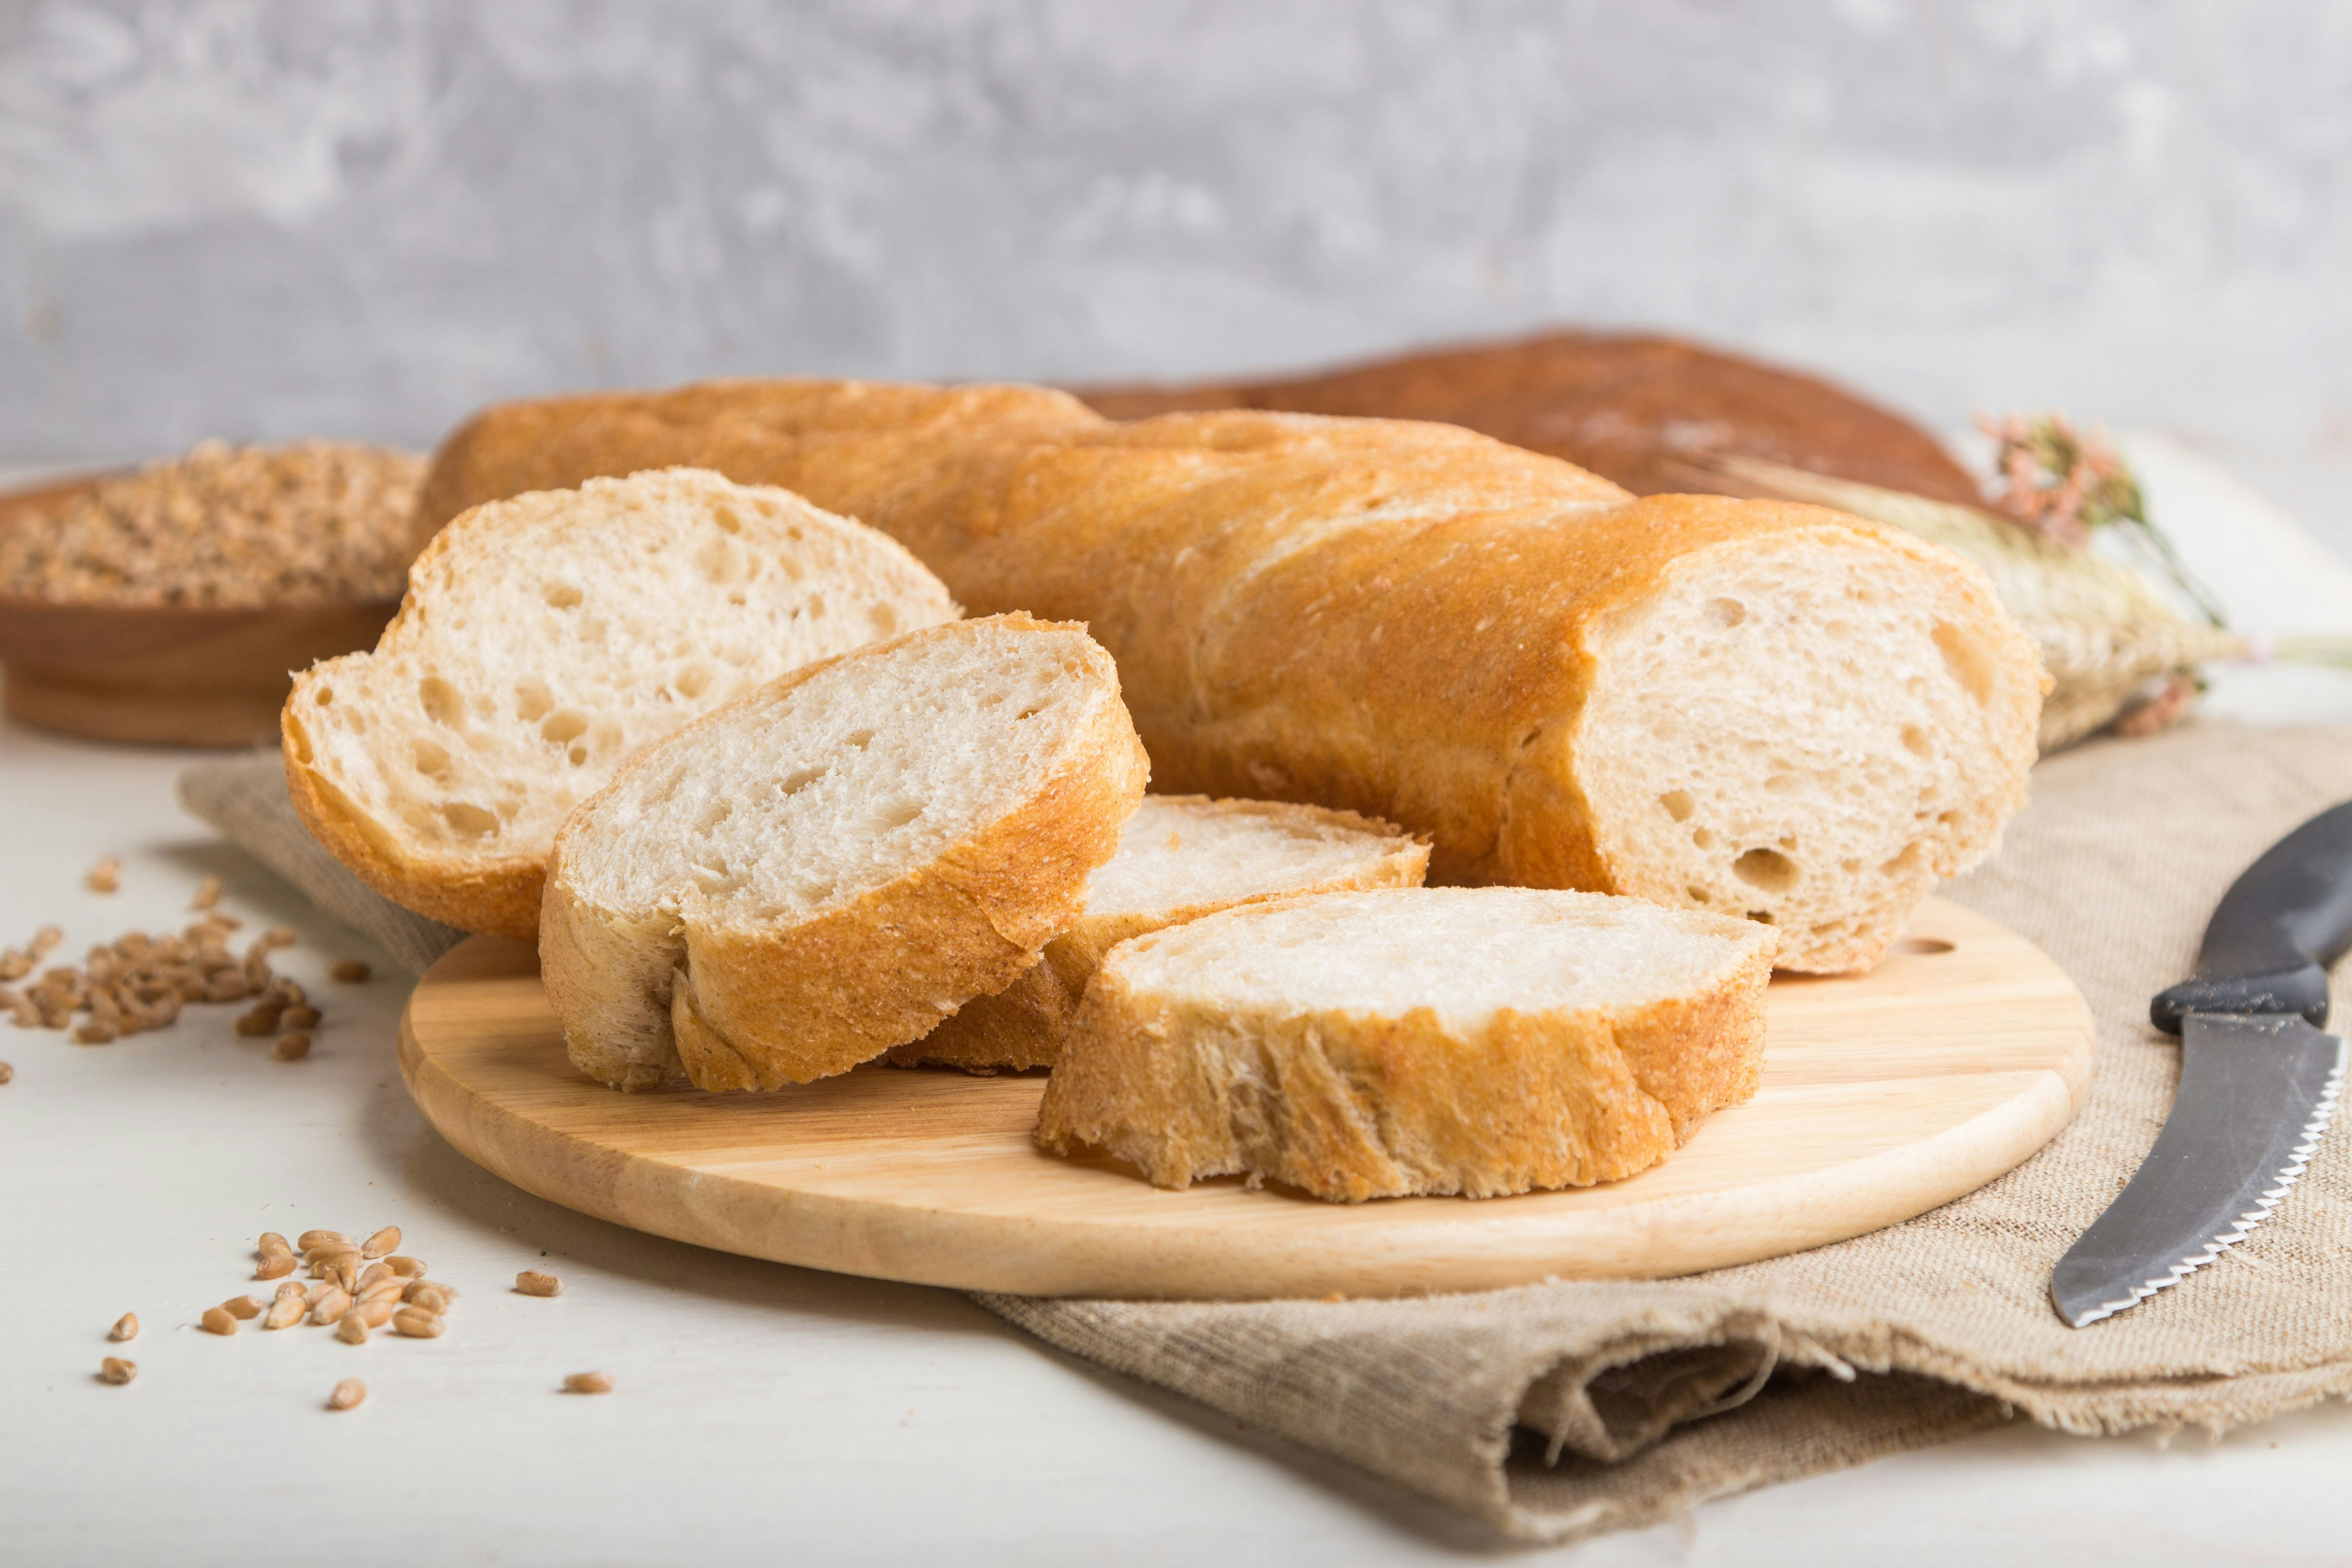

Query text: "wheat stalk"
[1681, 454, 2352, 751]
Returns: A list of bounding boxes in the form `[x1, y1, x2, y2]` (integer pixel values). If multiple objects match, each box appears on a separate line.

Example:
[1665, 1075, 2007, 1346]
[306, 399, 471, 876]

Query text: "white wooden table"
[6, 444, 2352, 1566]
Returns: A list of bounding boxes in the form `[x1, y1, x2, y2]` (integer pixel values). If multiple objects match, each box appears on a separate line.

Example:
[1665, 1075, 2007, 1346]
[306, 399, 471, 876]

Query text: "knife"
[2050, 800, 2352, 1328]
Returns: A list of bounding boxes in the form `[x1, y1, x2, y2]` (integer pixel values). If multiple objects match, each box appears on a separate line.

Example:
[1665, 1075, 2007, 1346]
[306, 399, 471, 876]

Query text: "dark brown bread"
[1073, 328, 1983, 505]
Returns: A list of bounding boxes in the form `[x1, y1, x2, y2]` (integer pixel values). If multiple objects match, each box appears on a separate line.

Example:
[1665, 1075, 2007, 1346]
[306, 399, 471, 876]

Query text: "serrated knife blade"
[2051, 798, 2352, 1328]
[2050, 1013, 2346, 1328]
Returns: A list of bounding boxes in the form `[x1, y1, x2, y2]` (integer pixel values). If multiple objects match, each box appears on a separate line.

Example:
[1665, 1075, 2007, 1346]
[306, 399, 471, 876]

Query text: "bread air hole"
[778, 766, 826, 797]
[314, 687, 333, 706]
[873, 799, 923, 830]
[543, 583, 583, 609]
[419, 676, 464, 728]
[540, 710, 588, 745]
[869, 603, 899, 637]
[1932, 620, 1995, 706]
[710, 505, 742, 535]
[441, 801, 497, 838]
[1733, 847, 1799, 894]
[411, 738, 451, 781]
[674, 665, 713, 700]
[806, 593, 826, 620]
[1658, 789, 1694, 822]
[568, 746, 587, 767]
[844, 729, 875, 750]
[1901, 723, 1932, 758]
[1704, 598, 1747, 629]
[514, 679, 554, 722]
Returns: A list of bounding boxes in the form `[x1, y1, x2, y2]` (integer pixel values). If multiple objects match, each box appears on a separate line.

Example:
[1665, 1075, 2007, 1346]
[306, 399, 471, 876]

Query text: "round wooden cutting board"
[399, 896, 2093, 1301]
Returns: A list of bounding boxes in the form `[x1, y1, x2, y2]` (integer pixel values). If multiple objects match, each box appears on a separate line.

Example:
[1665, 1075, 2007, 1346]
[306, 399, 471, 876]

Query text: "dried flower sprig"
[1978, 412, 2227, 627]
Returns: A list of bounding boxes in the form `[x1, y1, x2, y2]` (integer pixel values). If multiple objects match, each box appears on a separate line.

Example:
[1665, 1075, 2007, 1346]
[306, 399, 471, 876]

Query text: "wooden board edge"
[397, 977, 2099, 1302]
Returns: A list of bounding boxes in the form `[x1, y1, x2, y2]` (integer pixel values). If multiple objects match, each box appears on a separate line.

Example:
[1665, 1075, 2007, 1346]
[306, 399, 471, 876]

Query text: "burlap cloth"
[180, 723, 2352, 1546]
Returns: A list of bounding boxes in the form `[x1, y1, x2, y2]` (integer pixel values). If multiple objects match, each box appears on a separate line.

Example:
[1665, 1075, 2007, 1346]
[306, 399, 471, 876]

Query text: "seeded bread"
[413, 379, 2045, 971]
[284, 468, 957, 937]
[541, 614, 1149, 1091]
[888, 795, 1428, 1072]
[1035, 887, 1777, 1201]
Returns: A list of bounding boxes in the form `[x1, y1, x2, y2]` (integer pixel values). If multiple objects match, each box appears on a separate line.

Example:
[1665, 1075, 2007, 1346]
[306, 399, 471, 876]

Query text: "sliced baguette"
[542, 614, 1149, 1092]
[1035, 887, 1776, 1201]
[888, 795, 1429, 1072]
[283, 467, 958, 938]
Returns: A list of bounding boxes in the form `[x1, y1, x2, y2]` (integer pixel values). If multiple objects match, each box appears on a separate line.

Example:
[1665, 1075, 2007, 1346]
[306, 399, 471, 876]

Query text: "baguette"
[541, 615, 1148, 1091]
[887, 795, 1427, 1072]
[285, 468, 958, 937]
[1034, 887, 1777, 1201]
[415, 379, 2044, 970]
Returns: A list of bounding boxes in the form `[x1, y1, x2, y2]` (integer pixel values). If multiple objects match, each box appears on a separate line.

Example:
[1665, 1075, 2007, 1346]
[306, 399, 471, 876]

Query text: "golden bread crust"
[416, 378, 2043, 971]
[1034, 908, 1774, 1202]
[539, 615, 1150, 1091]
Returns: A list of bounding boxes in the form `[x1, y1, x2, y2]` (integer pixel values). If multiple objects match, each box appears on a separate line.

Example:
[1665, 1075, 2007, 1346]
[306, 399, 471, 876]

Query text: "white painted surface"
[5, 2, 2352, 463]
[5, 454, 2352, 1564]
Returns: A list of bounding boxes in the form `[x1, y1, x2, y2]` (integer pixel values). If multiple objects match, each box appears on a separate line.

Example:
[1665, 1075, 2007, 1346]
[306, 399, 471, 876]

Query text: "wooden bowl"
[0, 472, 401, 747]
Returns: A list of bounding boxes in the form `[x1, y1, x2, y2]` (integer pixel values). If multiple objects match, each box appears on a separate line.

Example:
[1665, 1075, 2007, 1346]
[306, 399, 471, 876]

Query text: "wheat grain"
[392, 1308, 445, 1339]
[199, 1305, 237, 1336]
[220, 1295, 262, 1321]
[337, 1315, 369, 1346]
[109, 1313, 137, 1341]
[271, 1032, 312, 1062]
[98, 1357, 137, 1385]
[85, 857, 120, 894]
[328, 960, 372, 984]
[563, 1372, 615, 1395]
[514, 1271, 563, 1298]
[359, 1225, 401, 1259]
[328, 1377, 367, 1411]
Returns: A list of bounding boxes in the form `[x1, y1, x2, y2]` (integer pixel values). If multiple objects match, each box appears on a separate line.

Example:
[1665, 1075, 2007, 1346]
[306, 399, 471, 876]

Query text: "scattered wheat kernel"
[72, 1021, 116, 1045]
[271, 1032, 312, 1062]
[337, 1315, 369, 1346]
[85, 856, 121, 893]
[305, 1282, 332, 1308]
[198, 1306, 237, 1336]
[358, 1279, 406, 1307]
[360, 1225, 401, 1259]
[263, 1296, 304, 1330]
[328, 1377, 366, 1411]
[109, 1313, 137, 1342]
[280, 1005, 322, 1030]
[98, 1357, 137, 1385]
[297, 1230, 347, 1250]
[359, 1298, 396, 1329]
[257, 1231, 293, 1260]
[220, 1295, 263, 1321]
[274, 1280, 309, 1303]
[563, 1372, 615, 1395]
[385, 1255, 426, 1279]
[406, 1285, 450, 1315]
[356, 1261, 391, 1291]
[391, 1308, 445, 1339]
[515, 1271, 563, 1298]
[254, 1254, 296, 1281]
[311, 1287, 353, 1326]
[232, 1004, 282, 1037]
[0, 1061, 12, 1083]
[191, 876, 221, 911]
[323, 1259, 359, 1294]
[329, 959, 372, 984]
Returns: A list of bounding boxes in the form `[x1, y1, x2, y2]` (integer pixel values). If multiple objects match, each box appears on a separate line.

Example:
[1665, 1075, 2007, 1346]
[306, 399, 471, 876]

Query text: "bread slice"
[1035, 887, 1776, 1201]
[283, 467, 958, 938]
[542, 614, 1149, 1092]
[887, 795, 1429, 1072]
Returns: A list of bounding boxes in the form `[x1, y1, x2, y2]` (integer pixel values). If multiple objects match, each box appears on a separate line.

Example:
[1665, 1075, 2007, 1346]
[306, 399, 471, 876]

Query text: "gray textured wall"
[4, 0, 2350, 463]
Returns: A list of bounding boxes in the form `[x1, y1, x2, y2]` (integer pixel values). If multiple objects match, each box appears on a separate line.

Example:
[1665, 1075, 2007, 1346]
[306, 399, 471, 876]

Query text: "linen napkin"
[179, 722, 2352, 1545]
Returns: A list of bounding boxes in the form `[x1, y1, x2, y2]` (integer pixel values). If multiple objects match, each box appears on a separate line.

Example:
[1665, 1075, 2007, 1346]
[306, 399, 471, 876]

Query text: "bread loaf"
[887, 795, 1427, 1072]
[1072, 328, 1987, 505]
[286, 468, 957, 936]
[541, 615, 1148, 1091]
[1034, 887, 1777, 1201]
[415, 379, 2044, 971]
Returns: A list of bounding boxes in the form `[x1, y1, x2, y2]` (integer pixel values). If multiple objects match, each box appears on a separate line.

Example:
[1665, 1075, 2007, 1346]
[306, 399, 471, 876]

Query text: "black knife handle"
[2150, 799, 2352, 1034]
